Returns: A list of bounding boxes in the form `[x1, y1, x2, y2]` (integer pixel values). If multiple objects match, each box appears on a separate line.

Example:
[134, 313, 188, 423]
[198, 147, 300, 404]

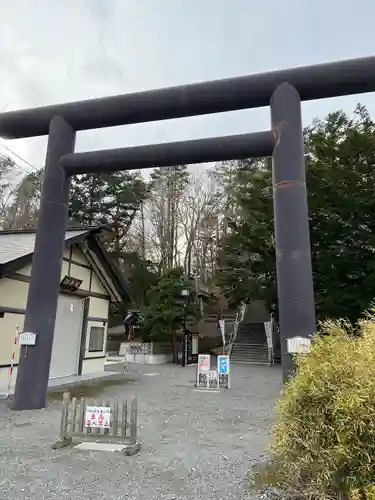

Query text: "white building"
[0, 226, 129, 390]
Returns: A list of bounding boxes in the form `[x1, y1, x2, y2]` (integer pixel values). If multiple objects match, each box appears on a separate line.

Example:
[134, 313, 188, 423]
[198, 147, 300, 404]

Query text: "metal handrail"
[264, 313, 275, 364]
[228, 303, 247, 356]
[226, 313, 238, 355]
[232, 313, 240, 339]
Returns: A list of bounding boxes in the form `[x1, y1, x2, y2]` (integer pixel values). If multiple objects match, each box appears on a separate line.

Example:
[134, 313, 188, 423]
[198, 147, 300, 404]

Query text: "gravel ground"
[0, 362, 282, 500]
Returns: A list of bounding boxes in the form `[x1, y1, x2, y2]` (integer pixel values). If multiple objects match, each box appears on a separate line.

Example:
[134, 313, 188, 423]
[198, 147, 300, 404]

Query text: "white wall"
[0, 243, 113, 387]
[81, 357, 107, 375]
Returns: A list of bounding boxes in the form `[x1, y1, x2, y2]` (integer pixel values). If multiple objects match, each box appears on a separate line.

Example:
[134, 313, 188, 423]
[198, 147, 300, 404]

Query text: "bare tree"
[177, 170, 227, 286]
[0, 155, 42, 229]
[178, 173, 216, 275]
[0, 155, 16, 223]
[2, 169, 43, 229]
[123, 167, 228, 283]
[143, 166, 189, 272]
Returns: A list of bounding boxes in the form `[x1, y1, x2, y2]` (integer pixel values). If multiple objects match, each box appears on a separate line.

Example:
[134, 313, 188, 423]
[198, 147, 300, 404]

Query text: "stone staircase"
[230, 322, 270, 365]
[197, 311, 237, 339]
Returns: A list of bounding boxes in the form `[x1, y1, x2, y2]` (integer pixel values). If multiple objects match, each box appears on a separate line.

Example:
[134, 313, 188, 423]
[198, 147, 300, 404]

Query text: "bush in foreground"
[258, 316, 375, 499]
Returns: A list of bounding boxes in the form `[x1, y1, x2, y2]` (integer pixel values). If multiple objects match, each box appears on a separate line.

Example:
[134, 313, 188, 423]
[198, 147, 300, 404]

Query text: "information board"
[198, 354, 210, 372]
[287, 336, 311, 354]
[85, 406, 111, 428]
[219, 319, 226, 346]
[195, 353, 231, 390]
[217, 355, 230, 375]
[19, 332, 37, 346]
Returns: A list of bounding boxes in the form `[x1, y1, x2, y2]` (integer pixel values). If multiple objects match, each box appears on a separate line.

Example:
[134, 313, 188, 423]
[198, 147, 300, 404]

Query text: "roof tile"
[0, 230, 88, 264]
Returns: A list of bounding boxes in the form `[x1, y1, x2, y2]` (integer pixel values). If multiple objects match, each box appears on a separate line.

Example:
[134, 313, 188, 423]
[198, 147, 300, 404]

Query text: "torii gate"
[1, 55, 375, 409]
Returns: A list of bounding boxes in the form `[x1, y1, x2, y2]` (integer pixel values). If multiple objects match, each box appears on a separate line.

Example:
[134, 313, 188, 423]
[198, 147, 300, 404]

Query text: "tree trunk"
[140, 200, 146, 260]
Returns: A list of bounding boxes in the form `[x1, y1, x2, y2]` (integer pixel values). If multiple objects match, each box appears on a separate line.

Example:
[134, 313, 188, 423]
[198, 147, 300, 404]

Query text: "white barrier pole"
[7, 325, 19, 395]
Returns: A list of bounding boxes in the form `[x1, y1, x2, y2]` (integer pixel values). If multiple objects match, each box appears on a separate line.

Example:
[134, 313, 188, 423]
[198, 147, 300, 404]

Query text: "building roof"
[0, 226, 130, 302]
[0, 228, 90, 264]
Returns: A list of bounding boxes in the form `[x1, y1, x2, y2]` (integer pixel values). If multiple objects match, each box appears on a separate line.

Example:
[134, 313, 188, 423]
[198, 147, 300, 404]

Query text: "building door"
[49, 295, 84, 379]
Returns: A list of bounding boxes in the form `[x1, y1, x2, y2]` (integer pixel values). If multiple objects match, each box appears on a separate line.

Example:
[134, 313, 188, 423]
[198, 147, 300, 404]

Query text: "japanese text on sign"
[19, 332, 37, 346]
[287, 336, 311, 354]
[198, 354, 210, 372]
[218, 355, 230, 375]
[85, 406, 111, 428]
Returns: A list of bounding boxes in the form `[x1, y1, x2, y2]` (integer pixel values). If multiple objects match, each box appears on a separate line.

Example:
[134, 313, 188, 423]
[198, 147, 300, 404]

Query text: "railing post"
[60, 392, 70, 438]
[121, 401, 128, 437]
[71, 397, 77, 434]
[111, 400, 119, 438]
[130, 397, 138, 444]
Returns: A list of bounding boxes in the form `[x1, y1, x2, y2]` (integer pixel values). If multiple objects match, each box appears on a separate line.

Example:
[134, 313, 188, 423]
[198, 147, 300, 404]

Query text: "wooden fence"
[55, 392, 138, 449]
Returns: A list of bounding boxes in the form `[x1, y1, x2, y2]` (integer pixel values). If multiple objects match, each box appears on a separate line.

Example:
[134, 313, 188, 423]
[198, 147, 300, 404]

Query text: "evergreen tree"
[69, 171, 148, 264]
[140, 267, 200, 359]
[218, 105, 375, 322]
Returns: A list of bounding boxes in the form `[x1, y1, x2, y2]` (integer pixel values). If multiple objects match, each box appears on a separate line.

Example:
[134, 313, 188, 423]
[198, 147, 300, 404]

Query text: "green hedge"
[257, 317, 375, 500]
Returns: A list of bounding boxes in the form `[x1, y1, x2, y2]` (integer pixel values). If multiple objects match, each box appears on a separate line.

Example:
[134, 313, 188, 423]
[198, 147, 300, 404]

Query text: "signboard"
[60, 275, 83, 292]
[219, 319, 226, 346]
[196, 354, 211, 388]
[218, 355, 230, 375]
[19, 332, 37, 346]
[195, 353, 231, 390]
[85, 406, 111, 428]
[198, 354, 210, 372]
[207, 369, 218, 389]
[182, 332, 193, 367]
[192, 335, 198, 355]
[287, 336, 311, 354]
[240, 303, 246, 321]
[218, 319, 225, 335]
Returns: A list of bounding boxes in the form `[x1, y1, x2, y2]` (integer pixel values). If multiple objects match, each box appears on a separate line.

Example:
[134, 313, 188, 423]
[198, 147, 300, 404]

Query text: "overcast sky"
[1, 0, 375, 175]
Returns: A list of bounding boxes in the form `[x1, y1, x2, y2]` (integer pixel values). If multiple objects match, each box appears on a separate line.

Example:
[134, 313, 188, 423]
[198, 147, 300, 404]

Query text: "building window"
[88, 326, 105, 352]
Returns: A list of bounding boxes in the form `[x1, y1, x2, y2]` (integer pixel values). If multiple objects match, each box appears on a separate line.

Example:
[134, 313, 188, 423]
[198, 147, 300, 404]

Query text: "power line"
[0, 152, 24, 171]
[0, 153, 38, 182]
[0, 143, 39, 172]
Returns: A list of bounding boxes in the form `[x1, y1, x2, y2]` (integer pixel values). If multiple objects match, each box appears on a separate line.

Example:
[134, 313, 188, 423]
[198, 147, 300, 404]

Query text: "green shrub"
[265, 316, 375, 500]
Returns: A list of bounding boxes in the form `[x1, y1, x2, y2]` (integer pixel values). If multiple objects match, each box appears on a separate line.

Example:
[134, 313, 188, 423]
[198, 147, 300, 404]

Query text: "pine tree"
[69, 170, 148, 265]
[218, 105, 375, 322]
[140, 267, 200, 360]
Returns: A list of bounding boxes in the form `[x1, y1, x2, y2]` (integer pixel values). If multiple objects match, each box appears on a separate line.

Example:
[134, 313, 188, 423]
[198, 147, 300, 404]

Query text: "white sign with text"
[287, 336, 311, 354]
[85, 406, 111, 428]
